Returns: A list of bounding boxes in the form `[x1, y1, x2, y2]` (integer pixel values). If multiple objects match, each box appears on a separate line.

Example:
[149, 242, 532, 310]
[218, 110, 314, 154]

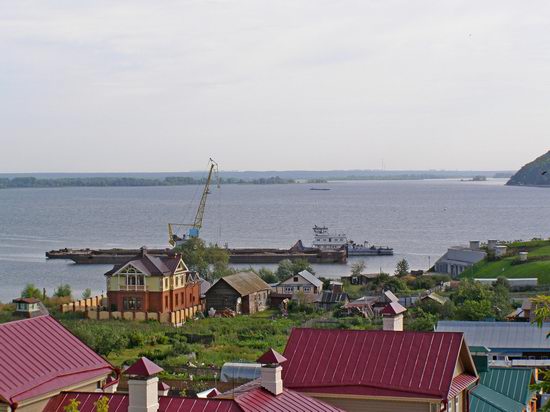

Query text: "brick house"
[104, 249, 200, 314]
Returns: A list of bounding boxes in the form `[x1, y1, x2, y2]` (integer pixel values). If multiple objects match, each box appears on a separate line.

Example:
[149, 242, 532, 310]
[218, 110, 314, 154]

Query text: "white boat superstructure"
[312, 225, 348, 250]
[311, 225, 394, 256]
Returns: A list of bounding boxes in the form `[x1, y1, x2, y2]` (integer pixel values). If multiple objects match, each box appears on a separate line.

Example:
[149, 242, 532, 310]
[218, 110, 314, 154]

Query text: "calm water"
[1, 179, 549, 302]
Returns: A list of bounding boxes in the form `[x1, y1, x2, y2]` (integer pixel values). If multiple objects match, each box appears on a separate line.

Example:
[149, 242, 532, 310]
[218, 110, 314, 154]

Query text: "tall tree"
[394, 259, 410, 277]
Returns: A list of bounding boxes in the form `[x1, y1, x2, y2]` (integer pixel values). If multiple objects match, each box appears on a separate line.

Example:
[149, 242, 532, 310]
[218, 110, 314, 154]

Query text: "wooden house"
[205, 271, 271, 315]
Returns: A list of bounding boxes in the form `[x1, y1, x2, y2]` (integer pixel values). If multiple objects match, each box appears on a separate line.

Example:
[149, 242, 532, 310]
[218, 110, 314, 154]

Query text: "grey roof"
[317, 291, 349, 304]
[383, 290, 399, 303]
[105, 252, 184, 277]
[436, 321, 550, 351]
[296, 270, 323, 288]
[214, 271, 271, 296]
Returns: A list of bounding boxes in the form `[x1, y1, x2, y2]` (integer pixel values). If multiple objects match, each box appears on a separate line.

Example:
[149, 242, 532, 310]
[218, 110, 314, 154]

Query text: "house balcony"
[119, 285, 147, 291]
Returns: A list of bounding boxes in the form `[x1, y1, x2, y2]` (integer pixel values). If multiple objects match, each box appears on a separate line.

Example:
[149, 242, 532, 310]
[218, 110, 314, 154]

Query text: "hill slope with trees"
[507, 150, 550, 186]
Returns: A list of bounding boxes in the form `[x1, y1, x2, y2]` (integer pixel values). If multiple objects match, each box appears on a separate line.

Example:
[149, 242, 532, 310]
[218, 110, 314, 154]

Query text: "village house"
[104, 249, 201, 314]
[0, 316, 117, 412]
[205, 271, 271, 314]
[469, 348, 537, 412]
[437, 320, 550, 368]
[11, 297, 48, 318]
[434, 241, 487, 277]
[44, 354, 342, 412]
[275, 270, 323, 297]
[280, 306, 478, 412]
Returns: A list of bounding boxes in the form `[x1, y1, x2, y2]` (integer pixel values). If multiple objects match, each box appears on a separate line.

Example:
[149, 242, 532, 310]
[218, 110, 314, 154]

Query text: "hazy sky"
[1, 1, 549, 172]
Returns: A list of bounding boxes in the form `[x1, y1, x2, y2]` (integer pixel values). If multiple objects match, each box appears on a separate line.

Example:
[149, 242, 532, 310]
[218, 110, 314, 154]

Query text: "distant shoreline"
[0, 174, 512, 189]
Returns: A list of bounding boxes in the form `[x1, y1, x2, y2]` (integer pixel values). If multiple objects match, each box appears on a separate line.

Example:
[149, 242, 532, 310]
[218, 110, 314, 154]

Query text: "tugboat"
[312, 225, 393, 256]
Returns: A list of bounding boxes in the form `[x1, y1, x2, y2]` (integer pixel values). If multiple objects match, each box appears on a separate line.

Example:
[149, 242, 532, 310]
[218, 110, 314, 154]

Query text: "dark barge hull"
[46, 241, 347, 265]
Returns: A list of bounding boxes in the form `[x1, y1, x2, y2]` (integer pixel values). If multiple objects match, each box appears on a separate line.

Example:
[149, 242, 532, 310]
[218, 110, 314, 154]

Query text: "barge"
[46, 241, 347, 265]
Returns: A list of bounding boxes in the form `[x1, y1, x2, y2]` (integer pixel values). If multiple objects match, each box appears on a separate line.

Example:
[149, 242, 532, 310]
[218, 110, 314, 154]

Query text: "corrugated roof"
[297, 270, 323, 288]
[448, 374, 478, 399]
[318, 291, 348, 304]
[216, 272, 271, 296]
[0, 316, 115, 404]
[282, 328, 470, 400]
[235, 387, 343, 412]
[257, 348, 287, 365]
[470, 384, 526, 412]
[477, 368, 534, 405]
[44, 393, 243, 412]
[436, 321, 550, 351]
[381, 301, 407, 315]
[44, 387, 343, 412]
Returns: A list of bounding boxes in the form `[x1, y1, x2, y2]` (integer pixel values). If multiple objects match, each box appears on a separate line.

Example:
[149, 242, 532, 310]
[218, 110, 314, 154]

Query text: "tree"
[384, 277, 408, 293]
[21, 283, 42, 299]
[452, 279, 493, 305]
[94, 396, 109, 412]
[175, 237, 231, 281]
[530, 295, 550, 411]
[275, 259, 314, 281]
[54, 284, 72, 298]
[257, 268, 278, 284]
[456, 299, 494, 321]
[394, 259, 410, 277]
[64, 399, 80, 412]
[350, 260, 366, 277]
[406, 309, 437, 332]
[82, 288, 92, 299]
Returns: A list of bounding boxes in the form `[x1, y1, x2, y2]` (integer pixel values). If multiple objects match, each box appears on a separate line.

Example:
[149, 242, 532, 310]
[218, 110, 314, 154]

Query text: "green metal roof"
[471, 385, 525, 412]
[470, 368, 535, 412]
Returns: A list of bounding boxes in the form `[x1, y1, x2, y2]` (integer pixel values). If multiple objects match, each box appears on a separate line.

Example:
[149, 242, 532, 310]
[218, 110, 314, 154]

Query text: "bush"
[54, 284, 72, 298]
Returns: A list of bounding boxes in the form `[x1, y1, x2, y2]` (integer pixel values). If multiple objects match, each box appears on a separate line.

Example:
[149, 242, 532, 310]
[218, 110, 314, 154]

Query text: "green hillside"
[461, 239, 550, 284]
[507, 150, 550, 186]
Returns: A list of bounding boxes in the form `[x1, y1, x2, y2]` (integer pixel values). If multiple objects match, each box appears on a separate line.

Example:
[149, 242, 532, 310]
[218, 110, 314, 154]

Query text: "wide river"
[1, 179, 549, 302]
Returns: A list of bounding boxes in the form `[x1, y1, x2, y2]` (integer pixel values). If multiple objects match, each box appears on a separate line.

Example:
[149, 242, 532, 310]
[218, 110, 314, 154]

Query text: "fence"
[85, 304, 205, 326]
[60, 295, 105, 313]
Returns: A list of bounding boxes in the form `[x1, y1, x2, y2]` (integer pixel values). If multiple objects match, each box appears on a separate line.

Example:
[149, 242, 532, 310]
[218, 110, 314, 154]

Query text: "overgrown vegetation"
[58, 309, 316, 371]
[174, 237, 232, 281]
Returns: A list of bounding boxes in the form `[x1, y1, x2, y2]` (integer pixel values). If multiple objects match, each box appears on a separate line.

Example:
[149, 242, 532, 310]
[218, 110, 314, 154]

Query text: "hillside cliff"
[507, 150, 550, 186]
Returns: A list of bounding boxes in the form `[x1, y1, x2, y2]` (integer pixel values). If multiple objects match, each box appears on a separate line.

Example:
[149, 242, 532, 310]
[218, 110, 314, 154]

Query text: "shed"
[205, 272, 271, 314]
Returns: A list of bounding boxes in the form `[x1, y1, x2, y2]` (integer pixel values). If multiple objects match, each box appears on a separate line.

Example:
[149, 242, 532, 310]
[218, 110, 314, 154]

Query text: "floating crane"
[168, 158, 219, 247]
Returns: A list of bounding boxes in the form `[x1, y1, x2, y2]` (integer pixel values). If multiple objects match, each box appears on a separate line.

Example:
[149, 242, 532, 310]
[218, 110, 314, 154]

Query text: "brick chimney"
[257, 348, 287, 396]
[381, 302, 407, 332]
[125, 357, 164, 412]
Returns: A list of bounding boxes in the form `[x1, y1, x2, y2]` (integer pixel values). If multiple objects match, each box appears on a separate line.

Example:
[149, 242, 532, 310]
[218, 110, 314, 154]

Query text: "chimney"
[257, 348, 287, 396]
[469, 241, 480, 251]
[381, 302, 407, 332]
[125, 357, 164, 412]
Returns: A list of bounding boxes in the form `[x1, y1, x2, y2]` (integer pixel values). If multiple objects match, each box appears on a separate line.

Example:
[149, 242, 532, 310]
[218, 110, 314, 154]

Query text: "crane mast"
[168, 158, 219, 247]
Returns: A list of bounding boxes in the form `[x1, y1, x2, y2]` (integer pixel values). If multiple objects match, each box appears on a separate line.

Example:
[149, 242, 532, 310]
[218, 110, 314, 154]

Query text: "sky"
[1, 1, 549, 173]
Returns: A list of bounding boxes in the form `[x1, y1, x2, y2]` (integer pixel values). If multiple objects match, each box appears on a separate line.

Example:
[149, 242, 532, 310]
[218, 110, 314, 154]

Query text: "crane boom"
[193, 159, 218, 229]
[168, 158, 219, 247]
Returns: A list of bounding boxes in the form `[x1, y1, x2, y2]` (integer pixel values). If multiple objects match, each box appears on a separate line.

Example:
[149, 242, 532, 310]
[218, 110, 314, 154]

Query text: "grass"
[462, 239, 550, 284]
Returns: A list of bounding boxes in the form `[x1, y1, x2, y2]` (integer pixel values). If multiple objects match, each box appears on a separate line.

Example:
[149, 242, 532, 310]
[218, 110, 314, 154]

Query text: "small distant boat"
[310, 188, 331, 191]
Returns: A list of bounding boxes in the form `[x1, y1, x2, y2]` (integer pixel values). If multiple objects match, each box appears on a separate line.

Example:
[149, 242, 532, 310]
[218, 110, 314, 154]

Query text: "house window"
[175, 294, 179, 306]
[165, 296, 169, 309]
[293, 277, 298, 282]
[123, 297, 142, 310]
[453, 396, 459, 412]
[304, 286, 311, 293]
[284, 286, 294, 293]
[164, 278, 169, 289]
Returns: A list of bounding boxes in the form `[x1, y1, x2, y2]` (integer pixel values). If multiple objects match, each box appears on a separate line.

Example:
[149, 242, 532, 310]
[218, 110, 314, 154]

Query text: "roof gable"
[296, 270, 323, 288]
[0, 316, 114, 404]
[105, 253, 186, 277]
[282, 328, 469, 400]
[214, 272, 271, 296]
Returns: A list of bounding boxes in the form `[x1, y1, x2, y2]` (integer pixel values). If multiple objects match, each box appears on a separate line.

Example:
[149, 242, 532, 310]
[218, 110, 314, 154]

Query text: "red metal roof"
[447, 374, 478, 399]
[125, 358, 163, 377]
[235, 387, 343, 412]
[0, 316, 115, 405]
[256, 348, 287, 365]
[381, 301, 407, 315]
[282, 328, 470, 400]
[44, 393, 243, 412]
[44, 389, 343, 412]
